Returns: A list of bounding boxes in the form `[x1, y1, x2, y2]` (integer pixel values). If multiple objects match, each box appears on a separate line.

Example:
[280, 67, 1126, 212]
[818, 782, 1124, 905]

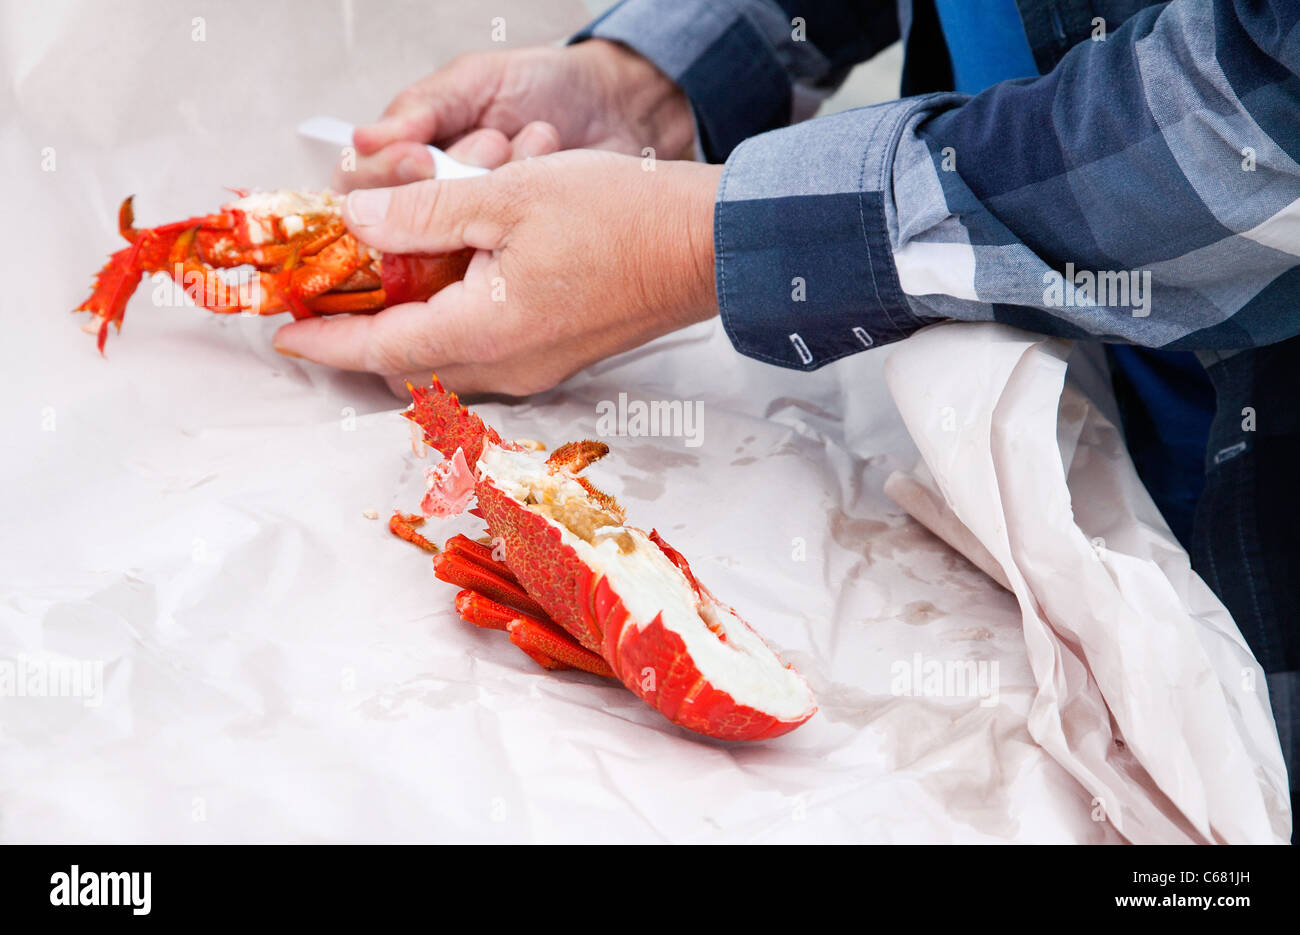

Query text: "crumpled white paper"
[1, 0, 1286, 843]
[883, 323, 1291, 843]
[3, 310, 1116, 843]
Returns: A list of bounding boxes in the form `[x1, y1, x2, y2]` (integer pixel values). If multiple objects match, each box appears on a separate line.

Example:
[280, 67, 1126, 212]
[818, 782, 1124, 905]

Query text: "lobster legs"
[388, 378, 818, 741]
[412, 529, 616, 679]
[166, 225, 379, 320]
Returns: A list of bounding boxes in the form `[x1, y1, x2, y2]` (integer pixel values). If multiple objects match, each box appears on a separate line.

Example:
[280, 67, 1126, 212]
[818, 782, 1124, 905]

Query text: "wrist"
[577, 38, 695, 159]
[639, 161, 721, 329]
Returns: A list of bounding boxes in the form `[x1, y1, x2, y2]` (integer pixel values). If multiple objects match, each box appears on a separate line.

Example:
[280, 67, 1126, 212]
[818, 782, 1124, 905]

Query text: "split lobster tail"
[398, 377, 818, 742]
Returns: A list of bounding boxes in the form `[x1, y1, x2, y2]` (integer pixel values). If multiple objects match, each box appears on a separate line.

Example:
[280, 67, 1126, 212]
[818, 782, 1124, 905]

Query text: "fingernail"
[273, 343, 303, 359]
[347, 187, 391, 226]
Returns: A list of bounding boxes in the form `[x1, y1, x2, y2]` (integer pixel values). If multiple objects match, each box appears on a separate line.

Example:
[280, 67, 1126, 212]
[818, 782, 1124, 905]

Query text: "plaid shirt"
[575, 0, 1300, 689]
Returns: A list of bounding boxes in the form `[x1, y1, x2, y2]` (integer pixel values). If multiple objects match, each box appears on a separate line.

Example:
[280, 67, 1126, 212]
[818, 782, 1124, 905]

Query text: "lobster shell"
[406, 379, 818, 741]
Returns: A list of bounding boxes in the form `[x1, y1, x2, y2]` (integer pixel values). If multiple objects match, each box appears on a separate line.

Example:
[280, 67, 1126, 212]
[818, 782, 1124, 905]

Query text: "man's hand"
[277, 151, 722, 396]
[334, 40, 696, 190]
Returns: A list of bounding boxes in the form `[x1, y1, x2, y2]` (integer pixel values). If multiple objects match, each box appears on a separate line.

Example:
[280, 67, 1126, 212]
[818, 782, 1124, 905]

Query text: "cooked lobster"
[391, 378, 818, 742]
[76, 190, 470, 352]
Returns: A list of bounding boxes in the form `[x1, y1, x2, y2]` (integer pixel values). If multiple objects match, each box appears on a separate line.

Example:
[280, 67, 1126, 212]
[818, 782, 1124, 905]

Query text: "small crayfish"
[77, 190, 470, 352]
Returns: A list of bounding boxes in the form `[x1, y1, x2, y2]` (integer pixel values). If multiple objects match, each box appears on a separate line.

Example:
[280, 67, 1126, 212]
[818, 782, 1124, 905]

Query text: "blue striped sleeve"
[715, 101, 950, 369]
[712, 0, 1300, 371]
[573, 0, 899, 161]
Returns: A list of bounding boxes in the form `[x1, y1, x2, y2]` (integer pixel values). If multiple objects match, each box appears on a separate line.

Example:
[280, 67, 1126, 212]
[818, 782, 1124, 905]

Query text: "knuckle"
[363, 337, 409, 376]
[396, 181, 444, 235]
[486, 165, 534, 224]
[387, 87, 424, 115]
[521, 120, 559, 145]
[493, 158, 532, 188]
[448, 50, 497, 76]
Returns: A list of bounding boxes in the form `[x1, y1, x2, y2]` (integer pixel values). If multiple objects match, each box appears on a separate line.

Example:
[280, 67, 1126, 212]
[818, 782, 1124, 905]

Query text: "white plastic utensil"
[296, 115, 490, 180]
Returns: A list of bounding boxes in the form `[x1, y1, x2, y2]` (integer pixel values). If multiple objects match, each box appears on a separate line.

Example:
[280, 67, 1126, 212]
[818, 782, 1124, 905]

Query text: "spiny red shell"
[404, 378, 816, 741]
[475, 471, 812, 741]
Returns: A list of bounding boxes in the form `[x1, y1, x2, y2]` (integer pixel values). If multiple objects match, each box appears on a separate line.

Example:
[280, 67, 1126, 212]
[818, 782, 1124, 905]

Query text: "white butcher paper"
[883, 322, 1290, 843]
[0, 0, 1287, 843]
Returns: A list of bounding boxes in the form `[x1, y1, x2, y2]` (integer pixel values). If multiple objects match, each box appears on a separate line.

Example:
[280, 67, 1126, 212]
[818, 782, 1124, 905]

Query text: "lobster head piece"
[76, 189, 471, 353]
[405, 379, 818, 742]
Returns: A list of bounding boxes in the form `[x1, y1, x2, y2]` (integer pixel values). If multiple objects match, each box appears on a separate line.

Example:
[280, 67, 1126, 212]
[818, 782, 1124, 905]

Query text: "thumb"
[344, 177, 516, 255]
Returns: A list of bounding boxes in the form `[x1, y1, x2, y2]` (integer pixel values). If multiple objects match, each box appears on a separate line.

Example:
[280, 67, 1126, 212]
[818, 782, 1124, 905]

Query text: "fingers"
[333, 127, 516, 194]
[510, 121, 561, 160]
[353, 55, 493, 156]
[335, 120, 558, 194]
[272, 249, 505, 380]
[444, 128, 513, 169]
[272, 311, 381, 373]
[272, 295, 462, 375]
[343, 174, 518, 255]
[332, 140, 435, 193]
